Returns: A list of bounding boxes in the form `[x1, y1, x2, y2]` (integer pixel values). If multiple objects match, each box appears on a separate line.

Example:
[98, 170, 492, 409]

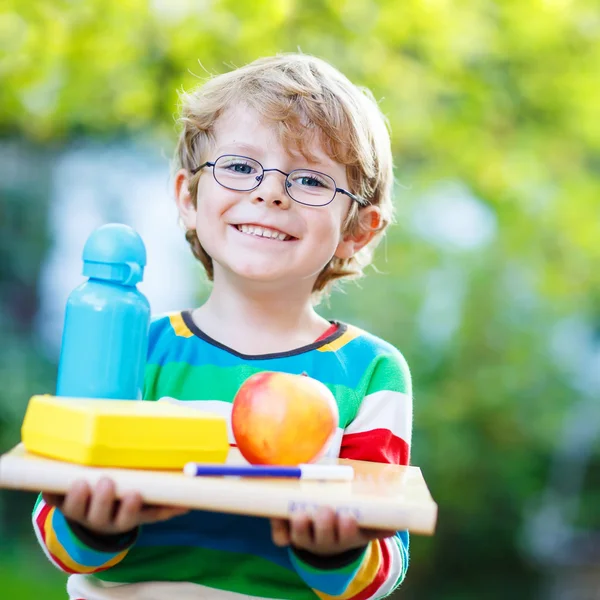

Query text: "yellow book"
[21, 395, 229, 469]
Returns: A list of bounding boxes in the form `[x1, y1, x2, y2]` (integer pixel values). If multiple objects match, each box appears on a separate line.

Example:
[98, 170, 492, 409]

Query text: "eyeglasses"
[191, 154, 367, 207]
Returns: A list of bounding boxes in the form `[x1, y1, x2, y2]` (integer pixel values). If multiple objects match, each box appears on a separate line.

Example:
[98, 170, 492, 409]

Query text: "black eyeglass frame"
[190, 154, 368, 207]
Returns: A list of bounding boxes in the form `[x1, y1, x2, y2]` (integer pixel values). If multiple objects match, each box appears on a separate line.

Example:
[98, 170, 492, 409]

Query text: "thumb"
[270, 518, 291, 547]
[139, 505, 190, 524]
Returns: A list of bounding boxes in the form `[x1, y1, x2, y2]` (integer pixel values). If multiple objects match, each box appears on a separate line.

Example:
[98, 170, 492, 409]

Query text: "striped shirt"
[33, 311, 413, 599]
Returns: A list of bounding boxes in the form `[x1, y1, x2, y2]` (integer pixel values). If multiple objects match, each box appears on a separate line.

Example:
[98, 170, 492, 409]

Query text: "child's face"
[177, 104, 371, 291]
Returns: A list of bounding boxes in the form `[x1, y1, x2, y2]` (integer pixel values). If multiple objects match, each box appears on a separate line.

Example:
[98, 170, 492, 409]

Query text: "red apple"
[231, 371, 339, 465]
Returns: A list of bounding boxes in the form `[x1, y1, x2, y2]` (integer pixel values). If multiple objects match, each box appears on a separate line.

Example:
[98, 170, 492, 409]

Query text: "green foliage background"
[1, 0, 599, 598]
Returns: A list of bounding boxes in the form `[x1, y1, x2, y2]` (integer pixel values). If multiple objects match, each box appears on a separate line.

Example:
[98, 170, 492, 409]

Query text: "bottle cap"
[82, 223, 147, 286]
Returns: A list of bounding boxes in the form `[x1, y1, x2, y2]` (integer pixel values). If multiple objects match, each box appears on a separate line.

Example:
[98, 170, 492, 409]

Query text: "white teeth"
[237, 224, 289, 240]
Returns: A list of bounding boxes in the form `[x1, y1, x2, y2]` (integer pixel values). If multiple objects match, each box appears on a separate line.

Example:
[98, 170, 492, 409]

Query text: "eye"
[216, 156, 260, 176]
[226, 161, 255, 175]
[291, 171, 333, 189]
[298, 176, 323, 187]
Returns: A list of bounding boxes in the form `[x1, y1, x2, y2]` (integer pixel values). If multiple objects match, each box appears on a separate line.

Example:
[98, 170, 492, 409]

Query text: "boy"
[34, 53, 413, 599]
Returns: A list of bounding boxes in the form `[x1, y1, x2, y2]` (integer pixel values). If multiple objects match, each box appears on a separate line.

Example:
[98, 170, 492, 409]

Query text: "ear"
[174, 169, 197, 230]
[334, 206, 382, 260]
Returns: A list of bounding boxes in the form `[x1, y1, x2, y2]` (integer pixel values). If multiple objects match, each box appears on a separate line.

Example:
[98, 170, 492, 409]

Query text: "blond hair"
[175, 53, 394, 294]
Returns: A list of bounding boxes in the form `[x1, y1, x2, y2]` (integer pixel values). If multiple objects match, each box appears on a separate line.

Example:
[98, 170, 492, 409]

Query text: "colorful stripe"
[340, 389, 412, 465]
[131, 510, 295, 571]
[145, 343, 373, 391]
[148, 316, 404, 393]
[33, 500, 73, 573]
[372, 537, 405, 597]
[51, 509, 129, 570]
[44, 518, 126, 574]
[340, 430, 410, 465]
[312, 540, 387, 600]
[67, 575, 292, 599]
[168, 312, 194, 338]
[33, 499, 128, 575]
[289, 547, 366, 596]
[344, 390, 412, 448]
[144, 363, 361, 427]
[359, 353, 411, 396]
[315, 323, 340, 342]
[317, 325, 362, 352]
[92, 544, 316, 599]
[347, 540, 391, 600]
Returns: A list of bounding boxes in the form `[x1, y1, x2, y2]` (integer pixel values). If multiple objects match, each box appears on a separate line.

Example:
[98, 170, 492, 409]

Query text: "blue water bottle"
[56, 223, 151, 400]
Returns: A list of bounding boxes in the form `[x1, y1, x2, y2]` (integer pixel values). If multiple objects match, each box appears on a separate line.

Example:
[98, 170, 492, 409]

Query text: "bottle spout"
[122, 262, 143, 286]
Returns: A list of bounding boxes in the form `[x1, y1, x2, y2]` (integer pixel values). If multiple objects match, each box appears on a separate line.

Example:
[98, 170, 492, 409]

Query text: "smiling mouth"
[233, 224, 296, 241]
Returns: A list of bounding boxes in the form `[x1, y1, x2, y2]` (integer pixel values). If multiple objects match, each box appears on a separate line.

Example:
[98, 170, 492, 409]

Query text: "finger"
[87, 478, 117, 530]
[312, 506, 337, 548]
[42, 492, 65, 509]
[289, 512, 313, 550]
[61, 480, 92, 523]
[160, 507, 190, 520]
[270, 519, 291, 547]
[358, 528, 397, 542]
[113, 492, 144, 532]
[337, 512, 361, 546]
[139, 505, 189, 524]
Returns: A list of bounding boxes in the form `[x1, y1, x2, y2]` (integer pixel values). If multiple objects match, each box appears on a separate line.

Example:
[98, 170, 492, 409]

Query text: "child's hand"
[270, 506, 396, 557]
[43, 477, 189, 536]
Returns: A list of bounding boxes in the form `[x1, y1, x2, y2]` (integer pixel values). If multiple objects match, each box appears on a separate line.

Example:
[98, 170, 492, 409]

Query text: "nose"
[249, 171, 291, 209]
